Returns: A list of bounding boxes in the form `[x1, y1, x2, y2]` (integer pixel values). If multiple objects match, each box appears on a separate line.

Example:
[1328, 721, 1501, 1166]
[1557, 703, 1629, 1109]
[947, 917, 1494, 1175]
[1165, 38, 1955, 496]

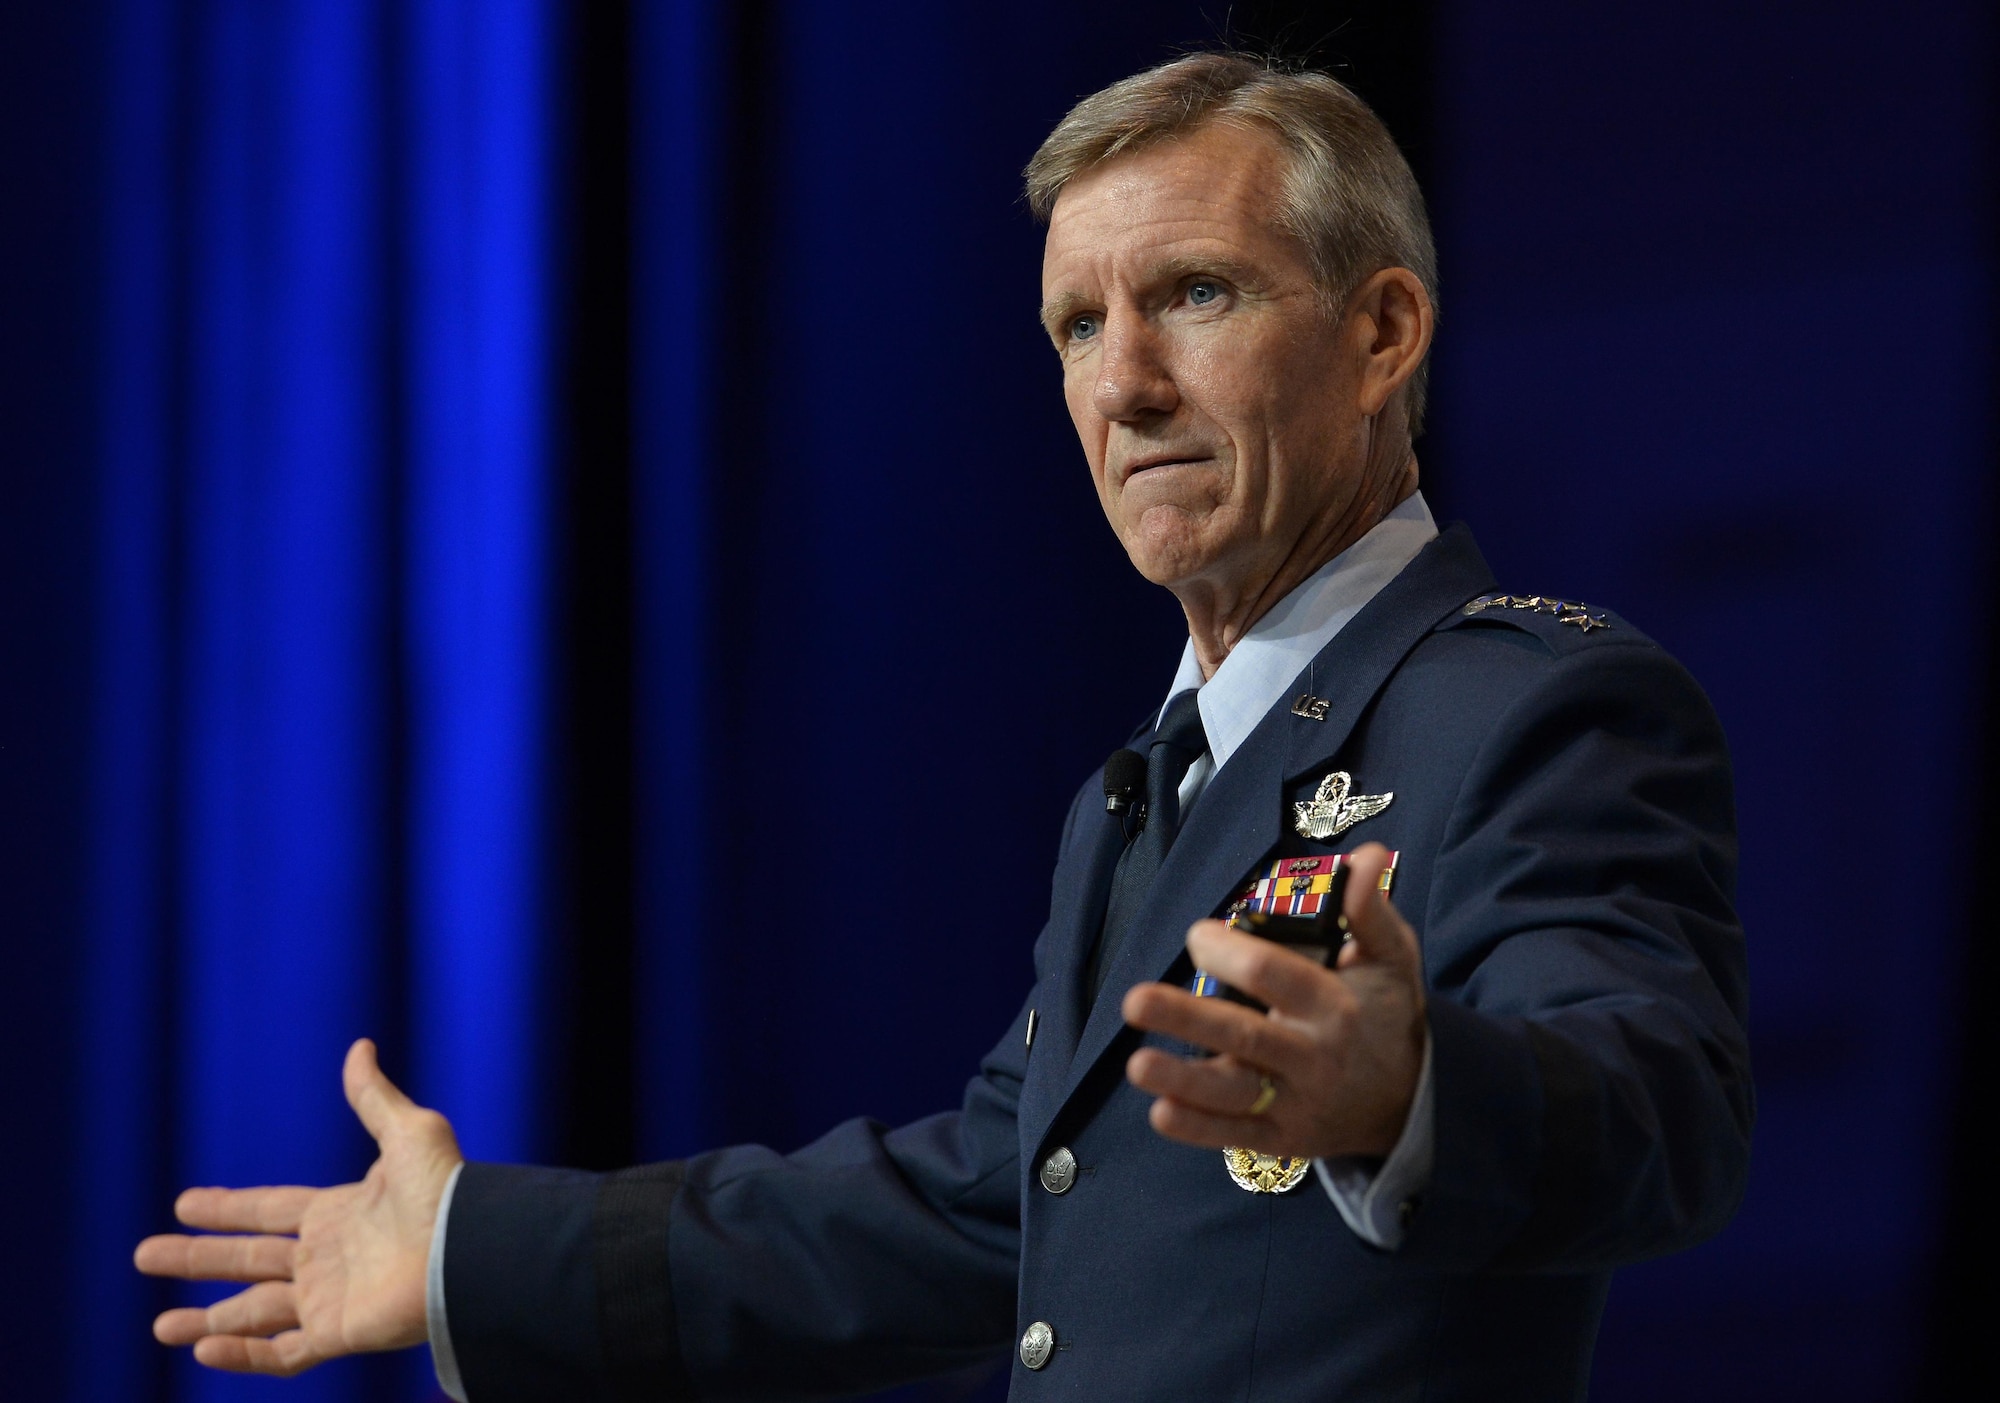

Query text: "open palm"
[134, 1039, 463, 1375]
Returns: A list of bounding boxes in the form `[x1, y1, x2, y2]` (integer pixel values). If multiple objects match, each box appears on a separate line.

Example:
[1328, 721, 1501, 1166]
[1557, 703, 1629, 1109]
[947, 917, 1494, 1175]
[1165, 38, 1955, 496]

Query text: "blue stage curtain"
[57, 3, 1991, 1401]
[401, 0, 555, 1189]
[79, 2, 565, 1398]
[1428, 4, 1994, 1397]
[632, 0, 719, 1164]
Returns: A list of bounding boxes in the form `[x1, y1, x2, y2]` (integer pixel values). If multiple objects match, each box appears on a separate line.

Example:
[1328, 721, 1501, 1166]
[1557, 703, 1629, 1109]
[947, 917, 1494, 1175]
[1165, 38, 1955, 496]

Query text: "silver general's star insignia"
[1292, 770, 1394, 841]
[1559, 609, 1610, 632]
[1464, 593, 1613, 633]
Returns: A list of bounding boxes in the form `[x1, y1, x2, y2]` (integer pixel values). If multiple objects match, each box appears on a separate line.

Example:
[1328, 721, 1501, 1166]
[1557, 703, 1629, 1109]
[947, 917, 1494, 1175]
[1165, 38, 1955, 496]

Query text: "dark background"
[3, 2, 1992, 1400]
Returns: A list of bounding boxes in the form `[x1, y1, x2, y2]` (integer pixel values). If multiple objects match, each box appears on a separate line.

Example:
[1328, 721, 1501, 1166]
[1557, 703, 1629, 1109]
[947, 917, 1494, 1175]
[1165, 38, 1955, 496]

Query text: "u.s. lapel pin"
[1293, 771, 1393, 840]
[1290, 662, 1330, 721]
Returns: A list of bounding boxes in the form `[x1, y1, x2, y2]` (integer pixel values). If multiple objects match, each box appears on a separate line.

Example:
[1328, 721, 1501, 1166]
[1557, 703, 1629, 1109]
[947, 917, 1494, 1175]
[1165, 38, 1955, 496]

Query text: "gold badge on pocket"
[1223, 1147, 1310, 1193]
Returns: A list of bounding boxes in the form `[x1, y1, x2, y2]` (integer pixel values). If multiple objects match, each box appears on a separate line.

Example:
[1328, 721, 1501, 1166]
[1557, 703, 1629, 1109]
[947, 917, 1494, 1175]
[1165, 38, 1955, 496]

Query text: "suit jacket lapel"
[1015, 799, 1126, 1135]
[1031, 525, 1497, 1140]
[1280, 524, 1496, 787]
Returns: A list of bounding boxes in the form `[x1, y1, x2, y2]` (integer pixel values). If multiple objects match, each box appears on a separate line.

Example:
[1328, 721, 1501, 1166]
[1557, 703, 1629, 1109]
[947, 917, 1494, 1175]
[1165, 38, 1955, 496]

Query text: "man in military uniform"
[137, 53, 1751, 1401]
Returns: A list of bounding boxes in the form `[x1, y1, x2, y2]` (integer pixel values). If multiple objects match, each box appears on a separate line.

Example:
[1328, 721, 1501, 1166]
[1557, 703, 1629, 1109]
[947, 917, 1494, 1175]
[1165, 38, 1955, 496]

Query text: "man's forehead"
[1047, 126, 1284, 236]
[1039, 127, 1293, 297]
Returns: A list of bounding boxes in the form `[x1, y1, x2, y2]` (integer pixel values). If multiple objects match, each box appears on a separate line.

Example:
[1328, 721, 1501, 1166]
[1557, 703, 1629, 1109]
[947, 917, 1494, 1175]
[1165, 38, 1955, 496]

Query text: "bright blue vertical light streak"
[634, 0, 716, 1159]
[405, 0, 552, 1164]
[175, 2, 385, 1401]
[84, 1, 557, 1397]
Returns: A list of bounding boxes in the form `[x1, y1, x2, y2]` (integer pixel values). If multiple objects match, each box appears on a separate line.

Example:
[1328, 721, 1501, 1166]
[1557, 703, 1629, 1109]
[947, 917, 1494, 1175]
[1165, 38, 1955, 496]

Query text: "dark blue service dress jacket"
[441, 524, 1753, 1402]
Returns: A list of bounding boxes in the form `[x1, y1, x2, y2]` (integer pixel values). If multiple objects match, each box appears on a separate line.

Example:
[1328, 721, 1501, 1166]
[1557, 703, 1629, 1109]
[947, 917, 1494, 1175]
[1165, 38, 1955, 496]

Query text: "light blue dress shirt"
[429, 1162, 467, 1399]
[428, 491, 1440, 1397]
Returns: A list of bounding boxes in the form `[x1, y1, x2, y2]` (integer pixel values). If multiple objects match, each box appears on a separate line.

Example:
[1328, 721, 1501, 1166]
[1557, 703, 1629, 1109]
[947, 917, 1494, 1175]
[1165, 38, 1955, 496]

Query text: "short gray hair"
[1025, 52, 1437, 435]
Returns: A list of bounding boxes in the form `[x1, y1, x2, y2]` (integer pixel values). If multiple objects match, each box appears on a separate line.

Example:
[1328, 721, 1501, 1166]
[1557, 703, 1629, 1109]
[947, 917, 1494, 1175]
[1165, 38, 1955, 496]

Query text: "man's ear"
[1350, 268, 1434, 418]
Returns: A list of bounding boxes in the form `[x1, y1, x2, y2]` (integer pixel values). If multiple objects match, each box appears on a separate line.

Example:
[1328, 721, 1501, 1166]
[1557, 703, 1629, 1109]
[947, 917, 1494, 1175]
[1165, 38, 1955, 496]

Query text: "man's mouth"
[1122, 454, 1211, 479]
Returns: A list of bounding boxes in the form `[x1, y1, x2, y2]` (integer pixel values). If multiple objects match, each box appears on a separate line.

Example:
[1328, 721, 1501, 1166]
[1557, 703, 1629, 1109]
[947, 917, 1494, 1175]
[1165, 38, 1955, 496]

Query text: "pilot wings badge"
[1292, 771, 1393, 841]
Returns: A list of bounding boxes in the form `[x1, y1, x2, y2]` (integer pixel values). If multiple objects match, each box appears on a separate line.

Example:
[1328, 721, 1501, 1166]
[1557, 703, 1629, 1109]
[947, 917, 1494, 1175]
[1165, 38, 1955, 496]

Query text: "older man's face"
[1041, 123, 1368, 593]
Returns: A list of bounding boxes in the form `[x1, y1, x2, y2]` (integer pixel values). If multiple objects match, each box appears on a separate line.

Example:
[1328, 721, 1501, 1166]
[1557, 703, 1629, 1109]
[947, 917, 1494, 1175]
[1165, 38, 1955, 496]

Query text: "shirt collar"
[1159, 491, 1439, 771]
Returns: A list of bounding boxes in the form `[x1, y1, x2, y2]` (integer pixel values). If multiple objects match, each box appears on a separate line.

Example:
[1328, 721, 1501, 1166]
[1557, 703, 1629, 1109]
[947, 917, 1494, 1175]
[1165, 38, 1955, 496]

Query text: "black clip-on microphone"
[1103, 748, 1148, 841]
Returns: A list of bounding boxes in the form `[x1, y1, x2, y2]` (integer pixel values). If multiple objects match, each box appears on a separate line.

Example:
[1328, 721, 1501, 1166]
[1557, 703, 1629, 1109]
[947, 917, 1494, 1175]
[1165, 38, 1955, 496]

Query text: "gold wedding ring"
[1248, 1074, 1278, 1117]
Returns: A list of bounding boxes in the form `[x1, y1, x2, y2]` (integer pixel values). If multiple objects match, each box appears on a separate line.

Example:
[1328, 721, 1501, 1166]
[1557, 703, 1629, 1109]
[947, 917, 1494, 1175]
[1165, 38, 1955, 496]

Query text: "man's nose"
[1092, 318, 1179, 422]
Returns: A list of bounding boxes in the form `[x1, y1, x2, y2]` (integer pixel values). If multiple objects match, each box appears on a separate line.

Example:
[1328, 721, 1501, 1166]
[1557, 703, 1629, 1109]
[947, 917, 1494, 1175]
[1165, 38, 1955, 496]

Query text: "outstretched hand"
[134, 1039, 463, 1376]
[1122, 843, 1427, 1159]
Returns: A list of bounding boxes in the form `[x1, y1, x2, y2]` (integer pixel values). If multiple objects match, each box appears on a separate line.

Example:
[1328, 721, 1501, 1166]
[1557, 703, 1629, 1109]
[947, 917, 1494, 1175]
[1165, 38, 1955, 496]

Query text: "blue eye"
[1070, 315, 1100, 341]
[1189, 281, 1220, 305]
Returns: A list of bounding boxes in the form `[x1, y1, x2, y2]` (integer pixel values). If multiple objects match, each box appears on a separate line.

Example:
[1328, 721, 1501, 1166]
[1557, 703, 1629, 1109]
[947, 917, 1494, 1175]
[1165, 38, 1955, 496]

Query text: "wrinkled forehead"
[1039, 123, 1296, 292]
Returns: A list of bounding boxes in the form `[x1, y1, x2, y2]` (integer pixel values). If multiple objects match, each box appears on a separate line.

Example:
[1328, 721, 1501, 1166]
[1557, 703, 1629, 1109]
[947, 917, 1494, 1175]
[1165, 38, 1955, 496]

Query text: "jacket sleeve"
[1402, 641, 1753, 1273]
[443, 991, 1030, 1403]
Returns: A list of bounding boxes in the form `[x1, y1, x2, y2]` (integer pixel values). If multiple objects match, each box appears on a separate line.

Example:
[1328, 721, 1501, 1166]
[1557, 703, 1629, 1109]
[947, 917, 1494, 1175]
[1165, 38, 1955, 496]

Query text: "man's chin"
[1119, 530, 1223, 591]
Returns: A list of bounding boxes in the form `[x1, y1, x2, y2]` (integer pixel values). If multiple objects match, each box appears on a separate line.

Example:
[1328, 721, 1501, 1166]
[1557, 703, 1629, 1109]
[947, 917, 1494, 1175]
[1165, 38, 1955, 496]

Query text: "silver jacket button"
[1038, 1146, 1077, 1194]
[1019, 1321, 1055, 1370]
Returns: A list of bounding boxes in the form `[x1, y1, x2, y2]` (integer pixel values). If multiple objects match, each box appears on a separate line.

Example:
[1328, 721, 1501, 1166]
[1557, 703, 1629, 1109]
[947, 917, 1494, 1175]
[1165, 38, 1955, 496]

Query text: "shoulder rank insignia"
[1463, 593, 1611, 632]
[1292, 770, 1393, 841]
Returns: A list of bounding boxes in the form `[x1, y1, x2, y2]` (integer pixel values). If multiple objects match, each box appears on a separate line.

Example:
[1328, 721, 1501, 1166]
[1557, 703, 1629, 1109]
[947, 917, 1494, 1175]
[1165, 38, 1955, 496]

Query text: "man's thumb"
[343, 1038, 416, 1141]
[1338, 844, 1415, 970]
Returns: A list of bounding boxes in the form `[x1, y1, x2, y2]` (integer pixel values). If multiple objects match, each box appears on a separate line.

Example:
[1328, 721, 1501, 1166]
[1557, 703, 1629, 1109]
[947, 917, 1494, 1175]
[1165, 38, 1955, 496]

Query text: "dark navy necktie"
[1089, 688, 1210, 1002]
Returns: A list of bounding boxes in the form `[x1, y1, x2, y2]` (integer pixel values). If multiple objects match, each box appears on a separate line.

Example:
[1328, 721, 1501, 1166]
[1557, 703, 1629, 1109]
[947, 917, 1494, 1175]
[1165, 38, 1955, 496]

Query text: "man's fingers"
[1180, 920, 1341, 1016]
[153, 1282, 299, 1345]
[134, 1232, 295, 1282]
[202, 1280, 301, 1338]
[343, 1037, 416, 1141]
[153, 1307, 212, 1347]
[1122, 980, 1314, 1067]
[191, 1329, 324, 1376]
[172, 1186, 316, 1234]
[1337, 843, 1420, 973]
[1127, 1047, 1268, 1116]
